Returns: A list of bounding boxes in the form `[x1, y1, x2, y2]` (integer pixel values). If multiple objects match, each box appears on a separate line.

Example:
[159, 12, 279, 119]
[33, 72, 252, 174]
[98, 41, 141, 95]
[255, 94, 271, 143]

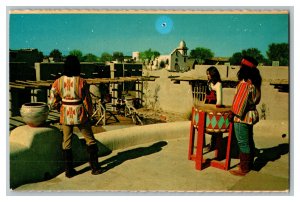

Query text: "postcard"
[8, 8, 290, 195]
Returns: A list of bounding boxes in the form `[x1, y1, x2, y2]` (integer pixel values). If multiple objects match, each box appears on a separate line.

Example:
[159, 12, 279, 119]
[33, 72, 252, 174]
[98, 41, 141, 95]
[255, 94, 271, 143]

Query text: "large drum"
[191, 104, 231, 133]
[188, 104, 233, 171]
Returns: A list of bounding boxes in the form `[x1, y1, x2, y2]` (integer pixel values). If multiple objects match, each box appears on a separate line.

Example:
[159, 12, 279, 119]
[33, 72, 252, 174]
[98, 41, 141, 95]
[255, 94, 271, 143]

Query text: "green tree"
[266, 43, 289, 66]
[229, 48, 265, 65]
[229, 52, 243, 65]
[49, 49, 63, 62]
[189, 47, 214, 64]
[69, 49, 83, 61]
[37, 51, 44, 62]
[112, 51, 124, 62]
[241, 48, 265, 64]
[159, 60, 166, 68]
[139, 49, 160, 62]
[82, 53, 99, 62]
[99, 52, 113, 63]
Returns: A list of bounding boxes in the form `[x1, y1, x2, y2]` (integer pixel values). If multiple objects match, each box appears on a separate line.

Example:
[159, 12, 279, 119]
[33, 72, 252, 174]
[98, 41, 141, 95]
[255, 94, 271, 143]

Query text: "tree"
[241, 48, 265, 64]
[229, 52, 243, 65]
[266, 43, 289, 66]
[82, 53, 99, 62]
[229, 48, 265, 65]
[99, 52, 113, 63]
[112, 51, 124, 62]
[159, 60, 166, 68]
[37, 51, 44, 62]
[139, 49, 160, 62]
[189, 47, 214, 64]
[49, 49, 63, 62]
[69, 49, 83, 61]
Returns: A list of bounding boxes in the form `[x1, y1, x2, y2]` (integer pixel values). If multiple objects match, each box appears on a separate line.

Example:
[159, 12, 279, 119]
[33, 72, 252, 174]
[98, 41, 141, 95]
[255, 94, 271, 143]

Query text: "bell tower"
[178, 40, 188, 56]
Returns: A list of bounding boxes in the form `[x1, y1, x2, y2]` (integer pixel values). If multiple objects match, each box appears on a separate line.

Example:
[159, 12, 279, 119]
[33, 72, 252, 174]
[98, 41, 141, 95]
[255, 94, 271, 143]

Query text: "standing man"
[49, 55, 102, 177]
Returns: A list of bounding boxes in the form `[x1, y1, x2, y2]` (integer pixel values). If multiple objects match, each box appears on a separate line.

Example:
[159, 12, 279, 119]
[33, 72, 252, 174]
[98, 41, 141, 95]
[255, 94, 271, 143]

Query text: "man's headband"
[241, 58, 257, 68]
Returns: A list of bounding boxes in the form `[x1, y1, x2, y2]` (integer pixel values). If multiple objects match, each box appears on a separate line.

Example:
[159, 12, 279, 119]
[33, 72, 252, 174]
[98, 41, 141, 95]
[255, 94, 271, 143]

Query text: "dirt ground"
[137, 108, 188, 123]
[62, 108, 189, 135]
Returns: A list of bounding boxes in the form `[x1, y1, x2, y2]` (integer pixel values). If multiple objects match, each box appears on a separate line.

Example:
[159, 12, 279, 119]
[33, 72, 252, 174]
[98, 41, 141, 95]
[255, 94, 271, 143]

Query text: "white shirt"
[208, 81, 223, 106]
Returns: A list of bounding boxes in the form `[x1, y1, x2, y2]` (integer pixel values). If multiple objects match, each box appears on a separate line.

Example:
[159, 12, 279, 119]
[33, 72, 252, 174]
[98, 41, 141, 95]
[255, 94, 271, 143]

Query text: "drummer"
[204, 66, 224, 152]
[229, 56, 262, 176]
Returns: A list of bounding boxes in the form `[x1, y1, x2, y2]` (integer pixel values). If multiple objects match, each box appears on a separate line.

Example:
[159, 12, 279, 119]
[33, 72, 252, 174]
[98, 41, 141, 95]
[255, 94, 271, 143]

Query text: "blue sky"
[9, 13, 289, 57]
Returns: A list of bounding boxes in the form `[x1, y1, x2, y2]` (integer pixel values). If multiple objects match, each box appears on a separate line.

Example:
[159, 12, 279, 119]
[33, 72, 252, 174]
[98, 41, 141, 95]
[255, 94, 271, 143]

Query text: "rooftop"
[10, 119, 290, 194]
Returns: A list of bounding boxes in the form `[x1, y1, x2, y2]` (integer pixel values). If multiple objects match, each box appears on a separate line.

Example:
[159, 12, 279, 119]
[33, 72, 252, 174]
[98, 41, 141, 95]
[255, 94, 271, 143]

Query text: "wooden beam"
[10, 76, 158, 89]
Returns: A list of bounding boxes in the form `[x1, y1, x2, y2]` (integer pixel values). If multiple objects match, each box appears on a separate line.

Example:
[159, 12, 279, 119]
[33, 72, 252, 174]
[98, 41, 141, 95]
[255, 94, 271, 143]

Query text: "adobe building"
[146, 40, 195, 72]
[9, 58, 143, 116]
[9, 49, 43, 82]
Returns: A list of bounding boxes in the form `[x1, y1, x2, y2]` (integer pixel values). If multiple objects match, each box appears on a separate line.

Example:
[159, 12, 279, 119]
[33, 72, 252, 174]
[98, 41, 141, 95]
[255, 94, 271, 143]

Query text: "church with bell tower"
[150, 40, 190, 71]
[143, 40, 196, 72]
[169, 40, 189, 71]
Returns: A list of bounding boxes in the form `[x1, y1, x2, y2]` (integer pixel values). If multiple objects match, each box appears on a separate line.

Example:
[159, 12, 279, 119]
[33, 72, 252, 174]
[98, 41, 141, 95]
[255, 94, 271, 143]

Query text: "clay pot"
[20, 102, 49, 127]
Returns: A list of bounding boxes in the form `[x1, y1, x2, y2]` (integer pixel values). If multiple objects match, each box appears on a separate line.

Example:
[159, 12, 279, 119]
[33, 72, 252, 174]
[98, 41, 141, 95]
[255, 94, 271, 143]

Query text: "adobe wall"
[34, 62, 143, 81]
[10, 122, 190, 189]
[144, 65, 289, 121]
[189, 65, 289, 81]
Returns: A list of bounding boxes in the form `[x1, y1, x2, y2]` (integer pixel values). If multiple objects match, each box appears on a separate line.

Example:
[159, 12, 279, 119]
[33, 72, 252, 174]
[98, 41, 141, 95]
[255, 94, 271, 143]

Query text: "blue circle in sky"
[155, 16, 173, 34]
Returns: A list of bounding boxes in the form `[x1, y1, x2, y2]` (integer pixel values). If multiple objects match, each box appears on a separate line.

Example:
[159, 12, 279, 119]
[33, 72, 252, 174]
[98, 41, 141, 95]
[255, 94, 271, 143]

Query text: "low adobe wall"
[191, 65, 289, 81]
[144, 67, 289, 120]
[9, 121, 190, 189]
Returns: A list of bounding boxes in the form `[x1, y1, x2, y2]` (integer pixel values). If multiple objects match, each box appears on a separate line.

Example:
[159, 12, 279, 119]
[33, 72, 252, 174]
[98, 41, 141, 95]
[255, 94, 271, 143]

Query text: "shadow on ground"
[98, 141, 168, 173]
[75, 141, 168, 175]
[253, 143, 289, 171]
[202, 133, 289, 172]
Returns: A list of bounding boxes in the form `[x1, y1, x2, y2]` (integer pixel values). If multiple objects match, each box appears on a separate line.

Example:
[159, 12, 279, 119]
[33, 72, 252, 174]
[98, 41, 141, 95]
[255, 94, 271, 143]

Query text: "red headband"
[241, 59, 257, 68]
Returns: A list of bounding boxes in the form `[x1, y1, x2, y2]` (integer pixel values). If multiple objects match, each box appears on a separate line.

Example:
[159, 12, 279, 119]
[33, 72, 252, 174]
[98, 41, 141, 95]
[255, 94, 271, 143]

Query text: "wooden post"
[224, 123, 233, 170]
[226, 65, 229, 78]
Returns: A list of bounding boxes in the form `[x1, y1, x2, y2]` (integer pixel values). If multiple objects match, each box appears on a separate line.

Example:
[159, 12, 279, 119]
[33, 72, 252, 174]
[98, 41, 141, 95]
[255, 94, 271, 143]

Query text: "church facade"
[144, 40, 191, 72]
